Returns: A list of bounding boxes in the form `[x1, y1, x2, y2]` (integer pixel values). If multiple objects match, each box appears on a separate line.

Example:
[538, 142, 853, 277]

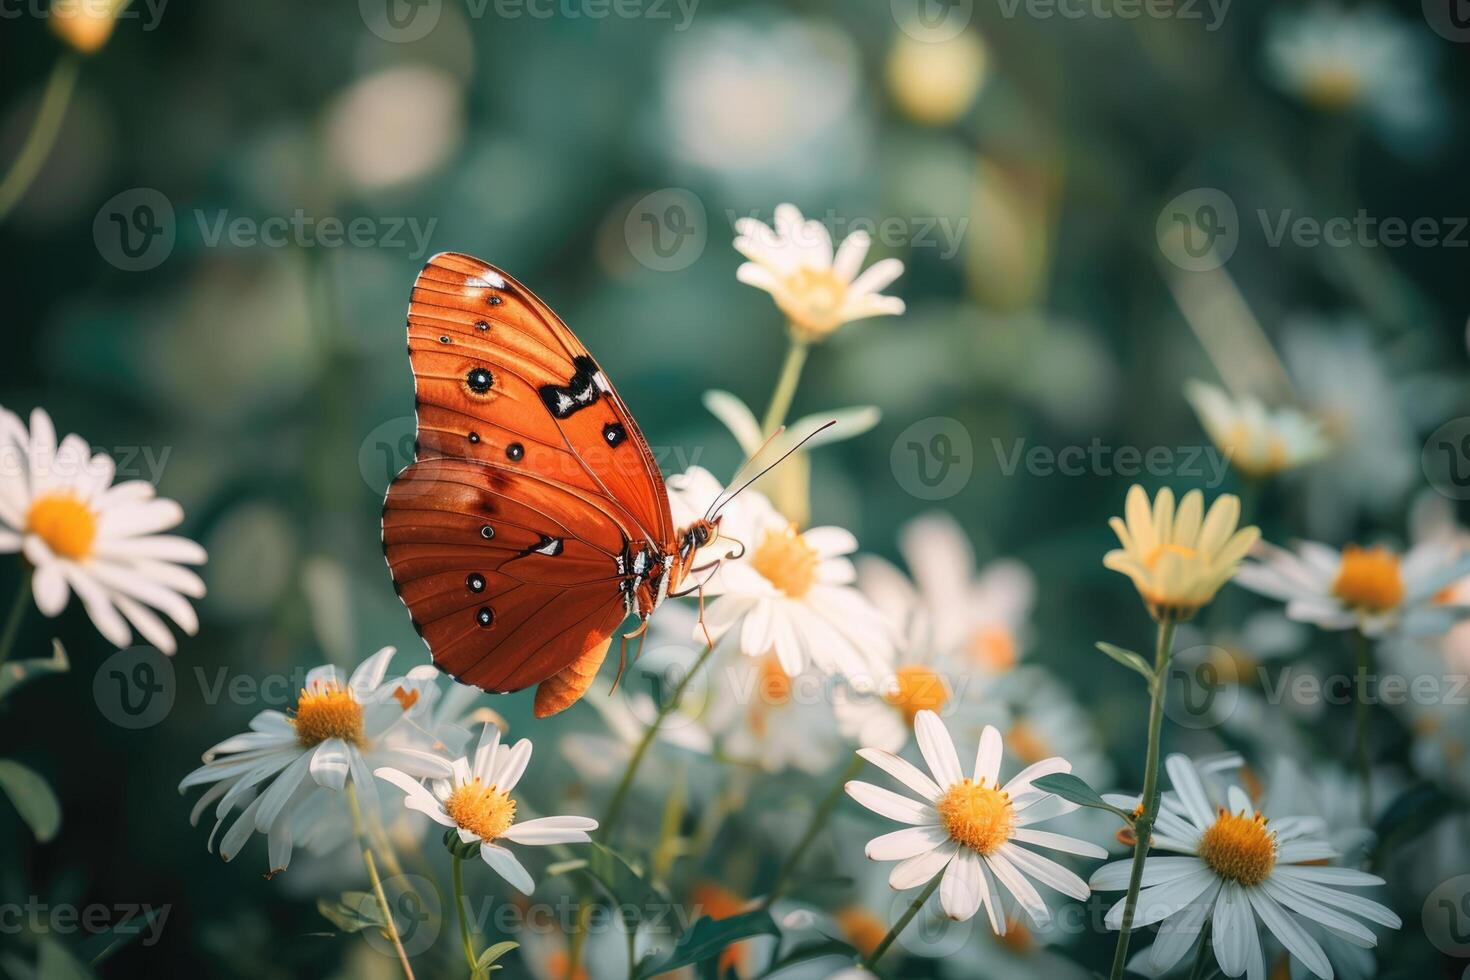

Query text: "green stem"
[860, 875, 941, 970]
[1353, 629, 1373, 824]
[348, 785, 416, 980]
[1109, 619, 1177, 980]
[760, 338, 810, 437]
[0, 574, 32, 672]
[599, 639, 718, 839]
[760, 754, 864, 909]
[0, 55, 80, 225]
[452, 854, 477, 977]
[565, 894, 591, 980]
[1187, 917, 1214, 980]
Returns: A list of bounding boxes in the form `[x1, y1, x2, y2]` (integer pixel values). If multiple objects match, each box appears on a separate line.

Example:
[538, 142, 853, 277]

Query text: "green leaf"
[1372, 782, 1455, 863]
[1096, 642, 1154, 682]
[581, 842, 658, 922]
[0, 759, 61, 842]
[0, 639, 69, 700]
[1031, 773, 1135, 822]
[475, 940, 519, 973]
[317, 891, 383, 934]
[640, 909, 778, 978]
[755, 938, 858, 978]
[37, 938, 96, 980]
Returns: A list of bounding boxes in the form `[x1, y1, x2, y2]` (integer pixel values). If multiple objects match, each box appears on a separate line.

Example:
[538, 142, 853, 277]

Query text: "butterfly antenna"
[702, 424, 793, 521]
[708, 419, 838, 520]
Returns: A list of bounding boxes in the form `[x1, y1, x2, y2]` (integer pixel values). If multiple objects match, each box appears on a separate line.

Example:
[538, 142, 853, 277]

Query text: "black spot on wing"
[516, 534, 564, 558]
[603, 421, 627, 447]
[538, 355, 601, 419]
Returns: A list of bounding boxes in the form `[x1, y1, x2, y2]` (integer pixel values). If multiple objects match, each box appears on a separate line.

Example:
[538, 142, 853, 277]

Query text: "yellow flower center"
[1332, 545, 1404, 612]
[1301, 65, 1363, 111]
[1144, 542, 1200, 568]
[1005, 722, 1051, 766]
[1197, 808, 1276, 886]
[778, 266, 849, 338]
[26, 492, 98, 561]
[995, 916, 1035, 953]
[757, 653, 792, 706]
[883, 665, 949, 725]
[835, 907, 888, 958]
[936, 779, 1013, 855]
[444, 779, 517, 842]
[967, 626, 1017, 671]
[545, 952, 589, 980]
[292, 684, 365, 746]
[750, 524, 820, 599]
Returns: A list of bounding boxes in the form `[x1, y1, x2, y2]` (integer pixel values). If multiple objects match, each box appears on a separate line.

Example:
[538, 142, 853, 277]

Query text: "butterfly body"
[382, 253, 711, 716]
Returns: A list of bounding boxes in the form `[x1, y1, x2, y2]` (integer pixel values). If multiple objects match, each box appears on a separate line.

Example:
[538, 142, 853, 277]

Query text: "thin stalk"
[452, 854, 477, 977]
[1353, 629, 1374, 823]
[564, 896, 591, 980]
[0, 55, 80, 225]
[760, 754, 864, 909]
[1108, 619, 1178, 980]
[1186, 917, 1214, 980]
[348, 784, 416, 980]
[599, 639, 717, 839]
[861, 875, 941, 970]
[0, 574, 32, 672]
[760, 338, 810, 437]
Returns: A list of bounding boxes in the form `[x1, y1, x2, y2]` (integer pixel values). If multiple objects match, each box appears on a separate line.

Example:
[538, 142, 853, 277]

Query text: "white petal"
[857, 748, 941, 802]
[865, 825, 950, 861]
[914, 710, 963, 788]
[845, 780, 936, 826]
[309, 739, 351, 790]
[973, 725, 1003, 786]
[500, 815, 597, 846]
[939, 849, 984, 922]
[889, 841, 957, 889]
[1245, 887, 1331, 978]
[480, 843, 535, 895]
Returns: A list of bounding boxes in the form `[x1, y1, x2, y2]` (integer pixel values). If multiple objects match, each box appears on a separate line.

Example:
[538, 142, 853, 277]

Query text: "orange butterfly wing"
[382, 253, 674, 703]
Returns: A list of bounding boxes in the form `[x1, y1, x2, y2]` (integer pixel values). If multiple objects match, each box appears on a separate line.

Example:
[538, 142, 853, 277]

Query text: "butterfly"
[381, 253, 724, 718]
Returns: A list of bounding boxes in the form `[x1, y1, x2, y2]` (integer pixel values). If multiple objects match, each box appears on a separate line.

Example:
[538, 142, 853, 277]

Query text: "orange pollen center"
[750, 524, 820, 599]
[937, 779, 1013, 855]
[1331, 545, 1404, 612]
[292, 684, 364, 746]
[1302, 65, 1362, 111]
[544, 952, 589, 980]
[779, 266, 849, 335]
[757, 653, 792, 706]
[1143, 542, 1200, 569]
[967, 626, 1017, 670]
[1197, 809, 1276, 886]
[26, 492, 98, 561]
[996, 916, 1035, 953]
[444, 779, 517, 842]
[835, 907, 888, 957]
[883, 665, 949, 725]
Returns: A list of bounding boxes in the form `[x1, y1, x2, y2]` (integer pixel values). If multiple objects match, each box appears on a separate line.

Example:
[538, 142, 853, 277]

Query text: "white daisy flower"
[378, 723, 596, 895]
[178, 646, 452, 872]
[1265, 4, 1439, 145]
[1184, 381, 1331, 480]
[1234, 538, 1470, 637]
[669, 466, 893, 681]
[1091, 754, 1401, 980]
[734, 203, 905, 342]
[0, 405, 206, 653]
[845, 710, 1106, 929]
[1104, 486, 1259, 622]
[705, 648, 845, 775]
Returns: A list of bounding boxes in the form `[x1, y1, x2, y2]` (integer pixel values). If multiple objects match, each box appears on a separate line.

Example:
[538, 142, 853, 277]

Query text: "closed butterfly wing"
[382, 254, 675, 714]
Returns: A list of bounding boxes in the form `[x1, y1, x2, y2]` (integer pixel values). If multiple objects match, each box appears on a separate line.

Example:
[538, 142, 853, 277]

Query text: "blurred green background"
[2, 0, 1469, 976]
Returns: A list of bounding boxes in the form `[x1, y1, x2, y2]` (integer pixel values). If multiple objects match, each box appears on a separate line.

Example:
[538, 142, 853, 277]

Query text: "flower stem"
[1109, 619, 1177, 980]
[1186, 917, 1214, 980]
[348, 784, 416, 980]
[0, 55, 80, 225]
[0, 574, 32, 673]
[452, 854, 477, 977]
[1353, 629, 1374, 824]
[760, 337, 810, 437]
[599, 639, 717, 839]
[760, 753, 864, 909]
[861, 875, 941, 970]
